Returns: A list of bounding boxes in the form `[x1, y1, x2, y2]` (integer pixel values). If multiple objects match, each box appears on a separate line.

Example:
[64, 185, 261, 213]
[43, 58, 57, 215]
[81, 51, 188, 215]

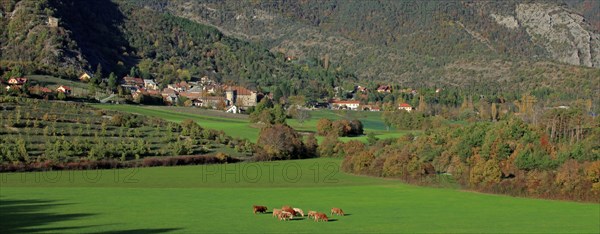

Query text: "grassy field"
[1, 158, 598, 233]
[94, 104, 261, 140]
[93, 104, 416, 142]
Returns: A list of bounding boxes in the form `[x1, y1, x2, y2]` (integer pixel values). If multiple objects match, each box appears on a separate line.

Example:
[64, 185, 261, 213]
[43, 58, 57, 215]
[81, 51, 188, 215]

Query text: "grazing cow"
[253, 205, 268, 214]
[307, 211, 317, 220]
[272, 208, 282, 218]
[281, 206, 297, 216]
[315, 212, 328, 222]
[331, 207, 344, 216]
[293, 208, 304, 217]
[279, 211, 293, 221]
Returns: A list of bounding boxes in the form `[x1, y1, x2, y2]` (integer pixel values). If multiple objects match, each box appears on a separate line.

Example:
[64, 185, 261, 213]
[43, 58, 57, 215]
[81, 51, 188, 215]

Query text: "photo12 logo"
[0, 167, 140, 185]
[200, 161, 339, 184]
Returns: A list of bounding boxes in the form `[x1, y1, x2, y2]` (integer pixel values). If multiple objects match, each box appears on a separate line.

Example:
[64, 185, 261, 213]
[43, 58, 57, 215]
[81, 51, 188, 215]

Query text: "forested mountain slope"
[1, 0, 345, 99]
[129, 0, 600, 100]
[0, 0, 598, 101]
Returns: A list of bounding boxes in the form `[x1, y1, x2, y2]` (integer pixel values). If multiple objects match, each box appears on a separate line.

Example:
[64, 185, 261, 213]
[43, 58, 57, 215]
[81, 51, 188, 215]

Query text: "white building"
[330, 100, 361, 110]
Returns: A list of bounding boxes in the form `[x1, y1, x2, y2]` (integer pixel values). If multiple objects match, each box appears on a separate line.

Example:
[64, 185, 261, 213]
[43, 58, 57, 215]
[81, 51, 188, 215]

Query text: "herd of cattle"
[253, 205, 345, 222]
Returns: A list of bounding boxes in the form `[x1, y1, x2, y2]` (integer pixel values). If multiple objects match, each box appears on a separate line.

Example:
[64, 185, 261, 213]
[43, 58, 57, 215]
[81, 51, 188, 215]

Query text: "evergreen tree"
[273, 87, 283, 104]
[273, 104, 287, 124]
[129, 67, 138, 77]
[108, 72, 118, 91]
[93, 63, 103, 85]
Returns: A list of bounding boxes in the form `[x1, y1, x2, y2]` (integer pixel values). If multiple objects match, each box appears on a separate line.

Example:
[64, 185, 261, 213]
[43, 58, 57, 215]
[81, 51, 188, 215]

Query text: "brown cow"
[315, 212, 328, 222]
[307, 211, 317, 219]
[331, 207, 344, 216]
[272, 208, 282, 217]
[253, 205, 268, 214]
[281, 206, 297, 216]
[278, 211, 293, 221]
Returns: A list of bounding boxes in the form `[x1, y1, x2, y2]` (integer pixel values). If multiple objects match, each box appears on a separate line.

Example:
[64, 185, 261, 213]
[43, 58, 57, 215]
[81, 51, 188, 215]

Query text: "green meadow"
[1, 158, 598, 233]
[93, 104, 416, 142]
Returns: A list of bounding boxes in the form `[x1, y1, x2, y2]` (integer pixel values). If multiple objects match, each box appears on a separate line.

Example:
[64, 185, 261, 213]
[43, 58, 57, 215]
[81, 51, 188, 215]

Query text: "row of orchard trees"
[338, 113, 599, 202]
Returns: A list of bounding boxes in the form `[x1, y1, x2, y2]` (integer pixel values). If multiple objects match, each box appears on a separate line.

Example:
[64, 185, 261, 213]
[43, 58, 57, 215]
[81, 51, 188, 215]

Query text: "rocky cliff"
[511, 3, 600, 67]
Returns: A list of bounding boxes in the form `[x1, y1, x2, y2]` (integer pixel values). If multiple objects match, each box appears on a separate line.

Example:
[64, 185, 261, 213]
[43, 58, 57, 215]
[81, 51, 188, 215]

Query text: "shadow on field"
[95, 228, 181, 234]
[0, 198, 182, 233]
[327, 219, 338, 222]
[0, 198, 96, 233]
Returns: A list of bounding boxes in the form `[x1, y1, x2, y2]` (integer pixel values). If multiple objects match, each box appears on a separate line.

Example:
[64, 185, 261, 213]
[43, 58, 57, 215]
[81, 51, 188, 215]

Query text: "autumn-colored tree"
[349, 119, 364, 136]
[257, 124, 305, 160]
[342, 140, 366, 158]
[316, 118, 333, 136]
[555, 160, 584, 195]
[469, 155, 501, 187]
[332, 119, 352, 136]
[318, 133, 340, 157]
[585, 161, 600, 192]
[351, 151, 375, 174]
[304, 133, 318, 157]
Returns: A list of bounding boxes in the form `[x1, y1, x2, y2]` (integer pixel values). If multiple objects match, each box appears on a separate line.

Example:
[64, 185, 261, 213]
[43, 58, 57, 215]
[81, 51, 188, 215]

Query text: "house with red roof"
[56, 85, 72, 95]
[376, 85, 391, 93]
[330, 100, 361, 110]
[398, 103, 413, 112]
[225, 86, 257, 107]
[122, 76, 145, 87]
[8, 77, 28, 86]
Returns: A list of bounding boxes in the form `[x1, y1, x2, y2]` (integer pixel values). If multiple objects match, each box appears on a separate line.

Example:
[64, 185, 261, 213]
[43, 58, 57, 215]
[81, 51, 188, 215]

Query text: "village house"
[357, 85, 368, 93]
[8, 77, 28, 86]
[330, 100, 361, 110]
[161, 88, 178, 104]
[121, 84, 140, 92]
[186, 86, 203, 94]
[199, 76, 215, 86]
[79, 72, 92, 82]
[168, 81, 191, 92]
[47, 16, 59, 27]
[178, 91, 203, 101]
[56, 85, 72, 95]
[122, 76, 145, 87]
[225, 86, 257, 107]
[202, 84, 219, 94]
[132, 88, 160, 100]
[376, 85, 391, 93]
[198, 96, 226, 109]
[398, 103, 413, 112]
[143, 79, 158, 90]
